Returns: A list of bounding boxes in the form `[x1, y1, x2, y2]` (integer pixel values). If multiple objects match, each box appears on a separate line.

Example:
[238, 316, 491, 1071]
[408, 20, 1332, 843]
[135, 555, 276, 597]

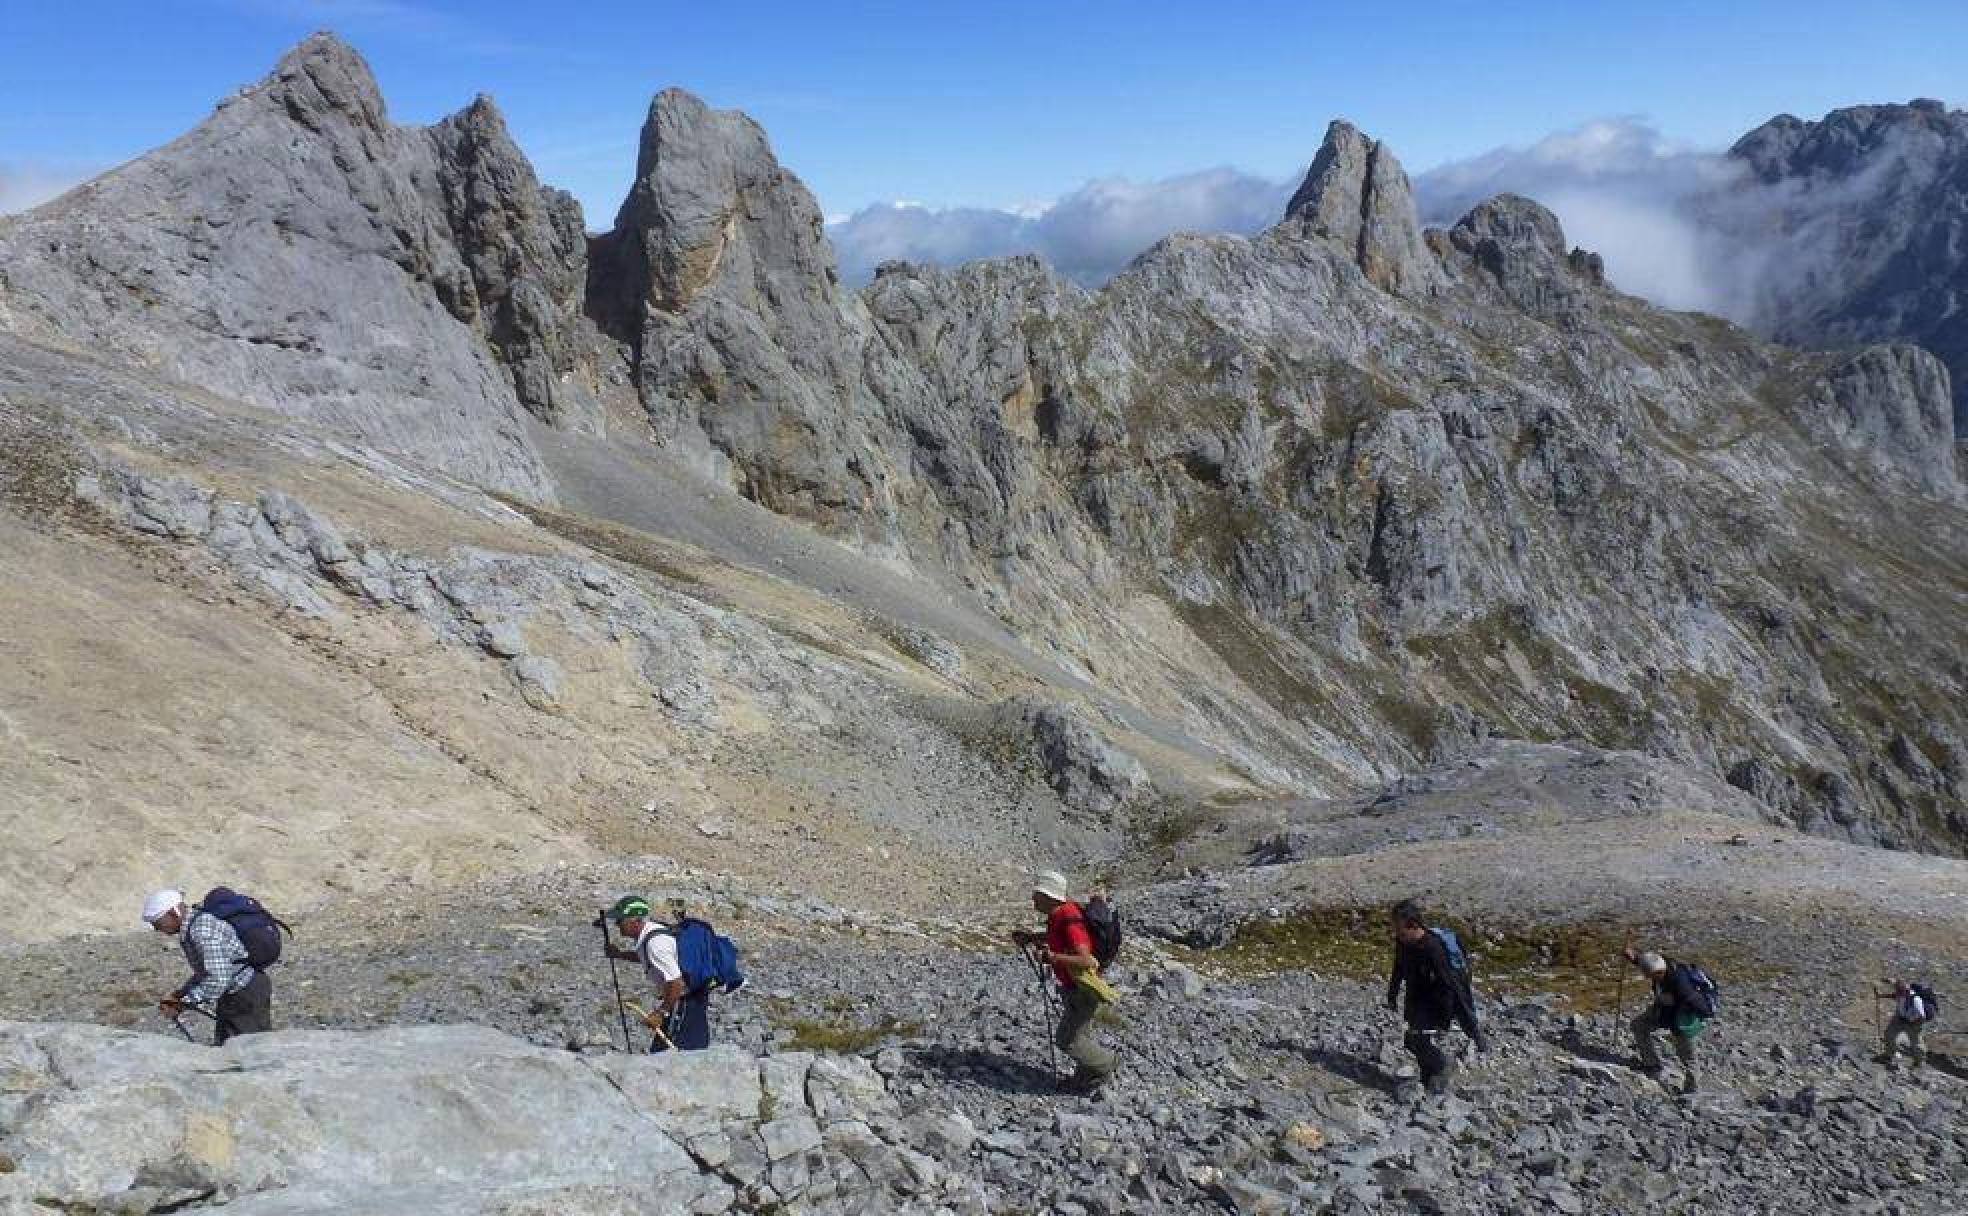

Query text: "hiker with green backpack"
[1384, 899, 1486, 1095]
[1625, 947, 1719, 1094]
[1011, 870, 1120, 1092]
[143, 886, 288, 1045]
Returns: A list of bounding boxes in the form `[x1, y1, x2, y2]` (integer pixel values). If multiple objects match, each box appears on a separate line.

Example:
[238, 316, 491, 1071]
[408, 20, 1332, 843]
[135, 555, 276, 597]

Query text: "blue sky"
[3, 1, 1964, 232]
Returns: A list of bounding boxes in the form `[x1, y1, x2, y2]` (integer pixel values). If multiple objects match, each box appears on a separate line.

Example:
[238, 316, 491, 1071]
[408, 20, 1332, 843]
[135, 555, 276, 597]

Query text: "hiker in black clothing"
[1384, 899, 1485, 1095]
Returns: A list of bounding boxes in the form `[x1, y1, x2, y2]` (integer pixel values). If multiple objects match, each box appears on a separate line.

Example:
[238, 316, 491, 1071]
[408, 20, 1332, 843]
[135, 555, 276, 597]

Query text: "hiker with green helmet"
[1010, 870, 1118, 1092]
[1625, 947, 1717, 1094]
[601, 896, 709, 1052]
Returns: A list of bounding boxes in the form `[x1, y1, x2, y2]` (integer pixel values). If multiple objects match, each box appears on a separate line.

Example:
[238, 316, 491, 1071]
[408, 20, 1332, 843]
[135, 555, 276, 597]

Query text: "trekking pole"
[169, 1014, 196, 1042]
[1613, 934, 1634, 1044]
[621, 1000, 675, 1052]
[1020, 941, 1060, 1075]
[598, 909, 633, 1053]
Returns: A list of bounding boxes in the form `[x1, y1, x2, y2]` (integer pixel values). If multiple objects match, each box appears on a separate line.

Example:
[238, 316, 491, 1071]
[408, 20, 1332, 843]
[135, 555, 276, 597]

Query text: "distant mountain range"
[0, 36, 1960, 936]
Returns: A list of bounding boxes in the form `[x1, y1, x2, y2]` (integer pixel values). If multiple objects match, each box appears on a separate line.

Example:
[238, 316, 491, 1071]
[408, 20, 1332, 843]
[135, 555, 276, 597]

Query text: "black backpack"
[1081, 896, 1122, 969]
[1673, 961, 1720, 1019]
[1910, 983, 1939, 1023]
[199, 887, 292, 969]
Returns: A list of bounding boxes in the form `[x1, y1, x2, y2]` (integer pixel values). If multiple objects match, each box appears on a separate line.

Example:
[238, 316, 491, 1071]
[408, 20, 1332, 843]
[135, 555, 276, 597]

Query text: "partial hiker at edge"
[143, 885, 282, 1045]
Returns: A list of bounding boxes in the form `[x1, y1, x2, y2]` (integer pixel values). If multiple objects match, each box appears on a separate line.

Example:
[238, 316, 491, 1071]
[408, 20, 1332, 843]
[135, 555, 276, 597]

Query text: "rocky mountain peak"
[600, 88, 839, 318]
[1730, 98, 1965, 182]
[1282, 120, 1438, 294]
[427, 91, 600, 429]
[1442, 192, 1604, 322]
[251, 31, 390, 139]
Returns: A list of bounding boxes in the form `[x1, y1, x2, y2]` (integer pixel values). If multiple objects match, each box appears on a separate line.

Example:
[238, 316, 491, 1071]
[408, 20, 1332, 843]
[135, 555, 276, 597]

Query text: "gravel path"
[4, 850, 1963, 1214]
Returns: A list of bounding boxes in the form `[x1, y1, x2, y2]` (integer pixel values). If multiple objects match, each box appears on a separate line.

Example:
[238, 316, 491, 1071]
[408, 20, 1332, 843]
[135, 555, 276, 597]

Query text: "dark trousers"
[215, 972, 272, 1045]
[1404, 1025, 1454, 1091]
[650, 990, 711, 1052]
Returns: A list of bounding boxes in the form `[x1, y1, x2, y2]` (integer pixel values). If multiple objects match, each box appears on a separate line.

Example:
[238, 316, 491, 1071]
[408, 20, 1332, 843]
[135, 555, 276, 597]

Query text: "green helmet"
[606, 895, 651, 923]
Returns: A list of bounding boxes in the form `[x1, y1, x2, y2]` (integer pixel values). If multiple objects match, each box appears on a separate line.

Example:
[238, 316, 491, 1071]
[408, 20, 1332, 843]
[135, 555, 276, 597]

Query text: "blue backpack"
[1429, 927, 1469, 975]
[668, 918, 744, 995]
[1429, 927, 1478, 1009]
[1673, 962, 1721, 1020]
[198, 887, 291, 969]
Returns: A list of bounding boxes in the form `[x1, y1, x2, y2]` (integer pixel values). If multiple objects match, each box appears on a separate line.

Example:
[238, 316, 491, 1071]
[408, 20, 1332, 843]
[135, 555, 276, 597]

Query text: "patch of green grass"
[1145, 806, 1210, 851]
[775, 1014, 922, 1054]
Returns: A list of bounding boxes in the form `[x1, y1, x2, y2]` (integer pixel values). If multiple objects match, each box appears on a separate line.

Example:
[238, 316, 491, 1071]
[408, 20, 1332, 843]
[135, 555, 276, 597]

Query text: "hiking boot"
[1062, 1068, 1112, 1094]
[1678, 1074, 1699, 1096]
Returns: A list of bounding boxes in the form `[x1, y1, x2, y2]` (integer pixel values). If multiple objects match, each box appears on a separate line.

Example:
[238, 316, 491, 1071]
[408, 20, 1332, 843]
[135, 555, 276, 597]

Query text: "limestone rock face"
[1808, 344, 1958, 492]
[1445, 193, 1597, 325]
[0, 34, 584, 498]
[1282, 120, 1441, 294]
[0, 1022, 970, 1214]
[427, 97, 601, 431]
[589, 90, 894, 537]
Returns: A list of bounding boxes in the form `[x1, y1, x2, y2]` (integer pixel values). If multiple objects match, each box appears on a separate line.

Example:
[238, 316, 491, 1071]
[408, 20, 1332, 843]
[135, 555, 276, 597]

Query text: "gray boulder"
[1028, 704, 1150, 816]
[0, 1022, 963, 1215]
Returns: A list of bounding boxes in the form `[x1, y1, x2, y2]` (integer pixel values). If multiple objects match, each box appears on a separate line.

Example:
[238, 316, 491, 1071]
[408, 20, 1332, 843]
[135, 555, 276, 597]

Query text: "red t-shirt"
[1045, 902, 1093, 986]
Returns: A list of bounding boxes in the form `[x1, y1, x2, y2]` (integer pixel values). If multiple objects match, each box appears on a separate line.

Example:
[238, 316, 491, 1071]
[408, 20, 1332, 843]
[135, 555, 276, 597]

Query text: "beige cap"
[1031, 870, 1071, 902]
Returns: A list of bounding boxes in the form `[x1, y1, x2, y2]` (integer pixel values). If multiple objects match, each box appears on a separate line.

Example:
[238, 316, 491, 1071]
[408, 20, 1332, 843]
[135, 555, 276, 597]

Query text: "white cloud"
[1413, 119, 1752, 315]
[828, 166, 1294, 286]
[1412, 116, 1931, 329]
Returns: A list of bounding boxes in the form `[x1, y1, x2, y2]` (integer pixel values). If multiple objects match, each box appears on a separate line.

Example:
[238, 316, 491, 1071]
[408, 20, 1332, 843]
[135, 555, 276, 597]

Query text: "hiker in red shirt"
[1012, 870, 1118, 1091]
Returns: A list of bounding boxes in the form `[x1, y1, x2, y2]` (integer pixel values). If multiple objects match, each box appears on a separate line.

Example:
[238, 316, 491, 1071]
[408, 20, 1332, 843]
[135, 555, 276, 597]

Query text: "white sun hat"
[142, 889, 184, 926]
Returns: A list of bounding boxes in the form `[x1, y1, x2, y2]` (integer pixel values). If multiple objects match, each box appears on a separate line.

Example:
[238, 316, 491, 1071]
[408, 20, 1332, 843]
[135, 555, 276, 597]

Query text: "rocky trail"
[3, 814, 1965, 1214]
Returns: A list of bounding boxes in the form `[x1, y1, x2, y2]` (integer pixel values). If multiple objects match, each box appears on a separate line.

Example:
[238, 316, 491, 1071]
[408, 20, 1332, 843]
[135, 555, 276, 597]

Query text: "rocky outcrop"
[1444, 194, 1602, 326]
[1281, 120, 1441, 294]
[427, 98, 602, 431]
[1806, 343, 1958, 493]
[0, 1022, 980, 1214]
[1027, 703, 1150, 816]
[589, 90, 895, 537]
